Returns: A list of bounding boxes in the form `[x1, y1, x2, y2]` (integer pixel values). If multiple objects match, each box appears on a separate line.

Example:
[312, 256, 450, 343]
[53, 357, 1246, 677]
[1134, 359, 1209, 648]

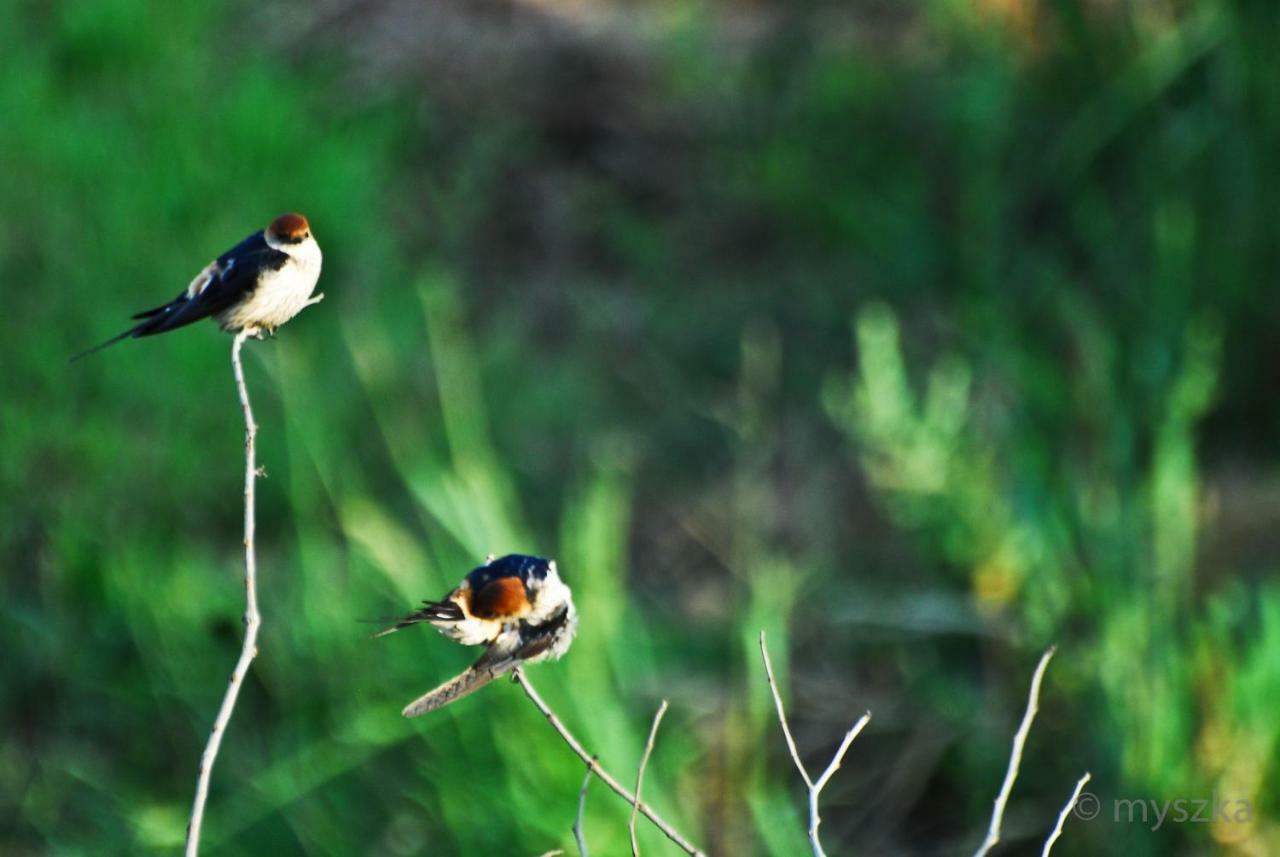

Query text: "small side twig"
[574, 760, 593, 857]
[185, 329, 263, 856]
[760, 631, 870, 857]
[1042, 772, 1091, 857]
[972, 647, 1056, 857]
[512, 670, 706, 857]
[630, 700, 669, 857]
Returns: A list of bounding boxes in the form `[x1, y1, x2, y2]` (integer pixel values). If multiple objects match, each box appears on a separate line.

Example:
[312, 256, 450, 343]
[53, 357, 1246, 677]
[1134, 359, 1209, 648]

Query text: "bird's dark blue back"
[216, 230, 270, 267]
[465, 555, 551, 591]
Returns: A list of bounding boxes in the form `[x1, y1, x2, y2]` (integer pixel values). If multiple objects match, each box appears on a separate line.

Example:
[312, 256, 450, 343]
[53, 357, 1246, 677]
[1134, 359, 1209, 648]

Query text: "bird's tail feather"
[374, 600, 465, 638]
[400, 649, 522, 717]
[402, 665, 502, 717]
[69, 328, 137, 363]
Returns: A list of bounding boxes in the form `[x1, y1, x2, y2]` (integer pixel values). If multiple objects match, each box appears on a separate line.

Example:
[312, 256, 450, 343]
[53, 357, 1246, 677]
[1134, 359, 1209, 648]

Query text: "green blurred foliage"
[5, 0, 1280, 854]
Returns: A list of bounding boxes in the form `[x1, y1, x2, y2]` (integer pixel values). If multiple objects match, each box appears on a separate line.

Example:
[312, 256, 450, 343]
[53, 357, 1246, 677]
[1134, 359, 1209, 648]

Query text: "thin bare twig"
[574, 760, 593, 857]
[759, 631, 871, 857]
[1042, 772, 1091, 857]
[972, 647, 1057, 857]
[760, 633, 813, 790]
[185, 330, 263, 856]
[511, 670, 706, 857]
[630, 700, 669, 856]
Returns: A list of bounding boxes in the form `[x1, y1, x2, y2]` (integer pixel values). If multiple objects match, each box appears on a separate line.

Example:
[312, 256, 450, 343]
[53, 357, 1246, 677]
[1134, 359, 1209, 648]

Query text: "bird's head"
[266, 212, 313, 246]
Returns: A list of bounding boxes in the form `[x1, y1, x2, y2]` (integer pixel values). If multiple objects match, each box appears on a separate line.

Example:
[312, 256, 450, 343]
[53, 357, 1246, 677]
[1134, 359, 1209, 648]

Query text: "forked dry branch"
[759, 630, 871, 857]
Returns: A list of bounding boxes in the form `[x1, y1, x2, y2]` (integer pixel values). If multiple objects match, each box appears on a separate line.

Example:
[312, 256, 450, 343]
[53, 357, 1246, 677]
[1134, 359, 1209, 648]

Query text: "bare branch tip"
[972, 649, 1060, 857]
[1042, 772, 1092, 857]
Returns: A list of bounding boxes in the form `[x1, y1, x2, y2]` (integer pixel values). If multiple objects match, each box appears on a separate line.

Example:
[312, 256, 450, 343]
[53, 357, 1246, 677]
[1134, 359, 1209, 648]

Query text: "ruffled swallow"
[73, 213, 323, 360]
[378, 554, 579, 717]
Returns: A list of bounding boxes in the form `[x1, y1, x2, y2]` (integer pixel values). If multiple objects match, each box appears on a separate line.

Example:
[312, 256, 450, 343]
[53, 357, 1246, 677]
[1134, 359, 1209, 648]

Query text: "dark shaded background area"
[4, 1, 1280, 854]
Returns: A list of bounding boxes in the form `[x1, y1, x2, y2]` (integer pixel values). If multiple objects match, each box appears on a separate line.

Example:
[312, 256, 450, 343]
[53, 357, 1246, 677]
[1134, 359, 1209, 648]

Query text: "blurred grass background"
[4, 0, 1280, 854]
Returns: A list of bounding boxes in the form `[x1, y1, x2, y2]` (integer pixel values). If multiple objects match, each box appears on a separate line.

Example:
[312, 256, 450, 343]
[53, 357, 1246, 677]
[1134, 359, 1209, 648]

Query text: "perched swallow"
[378, 554, 579, 717]
[73, 213, 323, 360]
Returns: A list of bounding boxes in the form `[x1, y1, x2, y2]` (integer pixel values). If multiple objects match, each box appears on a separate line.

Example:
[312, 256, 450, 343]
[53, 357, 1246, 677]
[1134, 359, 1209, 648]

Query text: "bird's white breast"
[441, 613, 504, 647]
[217, 239, 322, 333]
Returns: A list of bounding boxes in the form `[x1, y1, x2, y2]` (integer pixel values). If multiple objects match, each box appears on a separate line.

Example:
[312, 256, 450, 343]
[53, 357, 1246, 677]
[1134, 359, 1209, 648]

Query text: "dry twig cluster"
[513, 632, 1087, 857]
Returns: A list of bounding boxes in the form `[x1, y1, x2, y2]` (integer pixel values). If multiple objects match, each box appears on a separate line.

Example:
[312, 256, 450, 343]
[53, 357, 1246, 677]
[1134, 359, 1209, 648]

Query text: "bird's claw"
[305, 292, 326, 308]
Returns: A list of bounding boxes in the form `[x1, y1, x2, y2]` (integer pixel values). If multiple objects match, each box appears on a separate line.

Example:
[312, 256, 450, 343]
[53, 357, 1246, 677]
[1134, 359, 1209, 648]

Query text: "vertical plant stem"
[630, 700, 669, 856]
[185, 329, 262, 856]
[574, 761, 593, 857]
